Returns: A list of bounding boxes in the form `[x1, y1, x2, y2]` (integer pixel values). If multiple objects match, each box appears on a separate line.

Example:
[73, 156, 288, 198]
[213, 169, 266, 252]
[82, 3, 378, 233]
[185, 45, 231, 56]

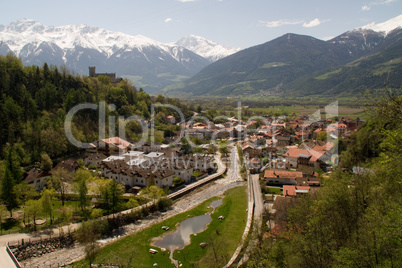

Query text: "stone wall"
[9, 235, 75, 261]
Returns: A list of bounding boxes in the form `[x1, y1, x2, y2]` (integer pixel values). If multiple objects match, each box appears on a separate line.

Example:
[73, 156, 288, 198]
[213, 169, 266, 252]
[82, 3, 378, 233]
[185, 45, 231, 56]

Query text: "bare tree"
[47, 167, 73, 206]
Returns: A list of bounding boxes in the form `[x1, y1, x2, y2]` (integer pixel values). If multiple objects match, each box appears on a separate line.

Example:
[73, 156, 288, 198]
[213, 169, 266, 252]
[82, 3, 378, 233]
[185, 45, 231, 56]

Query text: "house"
[90, 137, 134, 154]
[283, 185, 310, 196]
[84, 153, 107, 168]
[144, 152, 164, 162]
[242, 143, 259, 158]
[264, 170, 303, 185]
[284, 147, 325, 170]
[160, 147, 181, 158]
[166, 115, 176, 124]
[123, 151, 144, 162]
[249, 158, 261, 174]
[101, 159, 176, 189]
[137, 141, 162, 153]
[53, 158, 80, 173]
[151, 169, 175, 188]
[24, 168, 51, 191]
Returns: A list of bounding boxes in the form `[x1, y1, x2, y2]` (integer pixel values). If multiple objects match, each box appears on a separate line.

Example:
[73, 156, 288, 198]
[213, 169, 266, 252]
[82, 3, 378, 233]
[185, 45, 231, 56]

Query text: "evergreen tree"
[1, 167, 18, 217]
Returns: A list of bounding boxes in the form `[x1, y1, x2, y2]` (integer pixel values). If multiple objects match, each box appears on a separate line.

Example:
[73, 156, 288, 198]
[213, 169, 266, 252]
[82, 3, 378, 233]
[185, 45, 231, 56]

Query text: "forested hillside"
[284, 44, 402, 96]
[246, 91, 402, 267]
[0, 54, 192, 168]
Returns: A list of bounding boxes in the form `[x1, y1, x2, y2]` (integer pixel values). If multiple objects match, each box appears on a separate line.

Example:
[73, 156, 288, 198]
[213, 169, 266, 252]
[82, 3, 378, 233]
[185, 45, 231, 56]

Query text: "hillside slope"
[164, 15, 402, 97]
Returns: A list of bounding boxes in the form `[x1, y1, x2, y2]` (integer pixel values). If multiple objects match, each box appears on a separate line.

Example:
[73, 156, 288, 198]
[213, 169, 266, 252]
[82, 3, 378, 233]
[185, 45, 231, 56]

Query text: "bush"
[157, 197, 173, 211]
[125, 198, 139, 209]
[173, 177, 185, 187]
[90, 208, 103, 219]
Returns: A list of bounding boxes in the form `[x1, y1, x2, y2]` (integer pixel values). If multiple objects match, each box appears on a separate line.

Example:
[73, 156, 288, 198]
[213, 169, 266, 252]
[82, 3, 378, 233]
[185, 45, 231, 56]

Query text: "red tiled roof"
[283, 185, 310, 196]
[284, 148, 324, 162]
[264, 170, 303, 179]
[100, 137, 134, 150]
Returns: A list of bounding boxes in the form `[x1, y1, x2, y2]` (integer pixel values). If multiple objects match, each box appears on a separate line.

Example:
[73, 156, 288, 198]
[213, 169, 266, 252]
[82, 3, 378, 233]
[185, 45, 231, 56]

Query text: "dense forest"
[0, 53, 192, 169]
[245, 92, 402, 267]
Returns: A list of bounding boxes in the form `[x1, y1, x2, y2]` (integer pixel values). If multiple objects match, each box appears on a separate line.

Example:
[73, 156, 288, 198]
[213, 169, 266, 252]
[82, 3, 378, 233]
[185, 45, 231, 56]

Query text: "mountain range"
[1, 15, 401, 97]
[0, 19, 238, 94]
[165, 15, 402, 97]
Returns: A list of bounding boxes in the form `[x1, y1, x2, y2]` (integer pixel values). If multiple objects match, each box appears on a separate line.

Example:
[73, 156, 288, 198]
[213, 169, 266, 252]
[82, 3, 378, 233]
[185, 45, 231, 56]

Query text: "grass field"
[248, 105, 366, 119]
[174, 186, 248, 267]
[74, 185, 248, 268]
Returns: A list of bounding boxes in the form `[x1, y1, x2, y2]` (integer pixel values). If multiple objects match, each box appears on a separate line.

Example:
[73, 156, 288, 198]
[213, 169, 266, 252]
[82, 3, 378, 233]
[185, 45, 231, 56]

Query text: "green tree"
[24, 199, 41, 231]
[218, 140, 229, 156]
[74, 169, 91, 212]
[15, 182, 38, 224]
[40, 152, 53, 172]
[5, 146, 22, 182]
[40, 188, 56, 224]
[181, 137, 192, 155]
[316, 130, 328, 141]
[126, 198, 139, 209]
[196, 104, 202, 113]
[1, 167, 17, 217]
[0, 204, 6, 234]
[142, 185, 165, 200]
[76, 220, 100, 267]
[108, 180, 124, 216]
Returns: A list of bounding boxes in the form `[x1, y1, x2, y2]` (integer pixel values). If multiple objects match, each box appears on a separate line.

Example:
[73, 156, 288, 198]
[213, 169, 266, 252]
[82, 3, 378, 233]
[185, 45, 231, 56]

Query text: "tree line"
[0, 53, 193, 165]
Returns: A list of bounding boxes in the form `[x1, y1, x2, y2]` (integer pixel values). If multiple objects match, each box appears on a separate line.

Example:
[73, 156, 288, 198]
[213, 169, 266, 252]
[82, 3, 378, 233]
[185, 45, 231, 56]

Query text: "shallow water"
[153, 214, 212, 251]
[210, 199, 223, 209]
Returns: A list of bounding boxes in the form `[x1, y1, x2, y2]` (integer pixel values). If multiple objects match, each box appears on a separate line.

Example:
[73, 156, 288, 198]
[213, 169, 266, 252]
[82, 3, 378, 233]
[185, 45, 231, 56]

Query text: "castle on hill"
[88, 66, 122, 83]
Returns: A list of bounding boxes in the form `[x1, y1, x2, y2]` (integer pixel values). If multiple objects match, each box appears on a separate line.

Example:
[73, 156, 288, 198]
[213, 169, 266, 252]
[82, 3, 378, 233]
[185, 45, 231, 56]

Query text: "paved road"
[0, 246, 20, 267]
[235, 173, 264, 267]
[251, 174, 264, 228]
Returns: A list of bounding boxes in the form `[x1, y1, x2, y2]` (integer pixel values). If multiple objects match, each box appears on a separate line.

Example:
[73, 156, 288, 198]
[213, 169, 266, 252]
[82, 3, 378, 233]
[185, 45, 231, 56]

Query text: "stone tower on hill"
[88, 66, 122, 83]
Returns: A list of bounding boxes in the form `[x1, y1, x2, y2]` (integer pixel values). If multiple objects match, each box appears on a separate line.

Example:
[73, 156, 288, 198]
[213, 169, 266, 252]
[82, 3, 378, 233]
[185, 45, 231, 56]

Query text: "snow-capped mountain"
[0, 19, 214, 93]
[1, 19, 204, 61]
[329, 14, 402, 58]
[175, 34, 240, 62]
[360, 14, 402, 35]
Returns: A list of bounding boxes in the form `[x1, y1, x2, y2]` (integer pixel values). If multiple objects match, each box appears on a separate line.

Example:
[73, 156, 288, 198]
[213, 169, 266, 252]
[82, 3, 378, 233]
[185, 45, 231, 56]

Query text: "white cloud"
[303, 18, 321, 28]
[165, 18, 172, 23]
[177, 0, 197, 2]
[261, 18, 326, 28]
[260, 19, 303, 28]
[362, 0, 396, 11]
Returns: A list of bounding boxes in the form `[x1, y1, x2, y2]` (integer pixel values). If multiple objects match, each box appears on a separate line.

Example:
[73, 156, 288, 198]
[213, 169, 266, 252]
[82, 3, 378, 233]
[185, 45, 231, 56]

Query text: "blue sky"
[1, 0, 401, 48]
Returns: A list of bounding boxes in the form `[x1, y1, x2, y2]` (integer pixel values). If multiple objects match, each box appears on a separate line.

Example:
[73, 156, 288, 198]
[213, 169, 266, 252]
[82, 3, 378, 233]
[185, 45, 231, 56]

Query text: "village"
[0, 107, 371, 267]
[23, 111, 363, 200]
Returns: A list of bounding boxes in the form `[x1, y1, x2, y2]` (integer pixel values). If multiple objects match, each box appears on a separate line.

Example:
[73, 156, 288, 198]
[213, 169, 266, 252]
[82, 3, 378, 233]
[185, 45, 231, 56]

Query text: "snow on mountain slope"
[0, 19, 179, 60]
[175, 34, 240, 62]
[0, 19, 214, 93]
[360, 14, 402, 35]
[328, 14, 402, 57]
